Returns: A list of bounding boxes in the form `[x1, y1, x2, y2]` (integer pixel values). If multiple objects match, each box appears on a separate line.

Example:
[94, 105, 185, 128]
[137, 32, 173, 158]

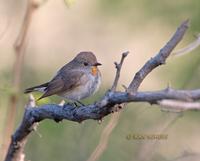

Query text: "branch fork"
[6, 20, 200, 161]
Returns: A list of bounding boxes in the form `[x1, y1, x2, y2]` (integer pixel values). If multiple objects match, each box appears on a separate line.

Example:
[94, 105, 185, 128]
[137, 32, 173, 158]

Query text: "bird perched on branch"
[24, 51, 102, 105]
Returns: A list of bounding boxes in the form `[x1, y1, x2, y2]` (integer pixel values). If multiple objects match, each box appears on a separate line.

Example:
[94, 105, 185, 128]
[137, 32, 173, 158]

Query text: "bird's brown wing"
[39, 70, 86, 100]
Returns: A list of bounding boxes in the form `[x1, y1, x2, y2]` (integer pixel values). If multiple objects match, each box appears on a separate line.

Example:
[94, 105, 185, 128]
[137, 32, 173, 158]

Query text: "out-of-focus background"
[1, 0, 200, 161]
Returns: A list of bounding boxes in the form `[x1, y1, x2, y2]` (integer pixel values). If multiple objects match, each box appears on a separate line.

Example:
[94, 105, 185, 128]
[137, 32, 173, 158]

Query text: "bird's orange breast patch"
[91, 66, 97, 76]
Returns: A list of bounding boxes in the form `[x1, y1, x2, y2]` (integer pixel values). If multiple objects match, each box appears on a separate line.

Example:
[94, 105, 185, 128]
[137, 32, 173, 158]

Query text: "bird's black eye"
[84, 62, 88, 66]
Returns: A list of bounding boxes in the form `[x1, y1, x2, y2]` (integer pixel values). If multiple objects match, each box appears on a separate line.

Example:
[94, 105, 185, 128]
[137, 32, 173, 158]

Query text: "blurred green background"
[0, 0, 200, 161]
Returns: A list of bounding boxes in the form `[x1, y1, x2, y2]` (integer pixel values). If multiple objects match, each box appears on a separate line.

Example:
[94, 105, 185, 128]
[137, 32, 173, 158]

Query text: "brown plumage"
[24, 51, 102, 101]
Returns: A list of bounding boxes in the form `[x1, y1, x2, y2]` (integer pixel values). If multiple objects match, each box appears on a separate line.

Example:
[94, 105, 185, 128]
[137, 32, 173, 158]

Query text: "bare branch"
[158, 99, 200, 111]
[88, 51, 129, 161]
[128, 20, 189, 93]
[8, 88, 200, 160]
[173, 33, 200, 56]
[86, 113, 120, 161]
[5, 88, 200, 132]
[2, 1, 38, 160]
[5, 95, 37, 161]
[5, 20, 195, 161]
[111, 51, 129, 91]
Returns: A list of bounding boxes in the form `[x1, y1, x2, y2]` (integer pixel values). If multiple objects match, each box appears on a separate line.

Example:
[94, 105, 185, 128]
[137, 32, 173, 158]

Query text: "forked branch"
[6, 20, 200, 161]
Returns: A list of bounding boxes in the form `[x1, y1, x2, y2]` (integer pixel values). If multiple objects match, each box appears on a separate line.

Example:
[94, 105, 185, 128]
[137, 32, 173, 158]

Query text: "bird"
[24, 51, 102, 105]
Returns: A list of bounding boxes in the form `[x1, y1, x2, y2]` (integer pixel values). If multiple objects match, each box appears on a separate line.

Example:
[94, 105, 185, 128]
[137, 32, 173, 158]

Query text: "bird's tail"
[24, 82, 49, 94]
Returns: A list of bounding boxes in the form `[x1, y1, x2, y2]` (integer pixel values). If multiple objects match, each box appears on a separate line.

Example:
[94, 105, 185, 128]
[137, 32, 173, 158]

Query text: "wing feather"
[39, 70, 85, 100]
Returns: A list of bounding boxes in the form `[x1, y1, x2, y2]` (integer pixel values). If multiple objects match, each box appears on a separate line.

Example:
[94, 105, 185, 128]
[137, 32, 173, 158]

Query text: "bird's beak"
[93, 62, 102, 66]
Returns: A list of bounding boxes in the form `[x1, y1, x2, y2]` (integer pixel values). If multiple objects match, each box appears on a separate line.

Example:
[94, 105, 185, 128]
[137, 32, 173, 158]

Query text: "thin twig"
[87, 52, 129, 161]
[111, 51, 129, 91]
[2, 1, 37, 160]
[159, 99, 200, 111]
[173, 33, 200, 56]
[86, 112, 120, 161]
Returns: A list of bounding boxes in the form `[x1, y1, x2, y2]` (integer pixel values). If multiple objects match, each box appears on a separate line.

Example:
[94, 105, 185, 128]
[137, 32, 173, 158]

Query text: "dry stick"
[173, 33, 200, 56]
[87, 52, 129, 161]
[159, 99, 200, 111]
[2, 1, 37, 160]
[5, 20, 193, 161]
[5, 95, 37, 161]
[111, 51, 129, 91]
[86, 112, 121, 161]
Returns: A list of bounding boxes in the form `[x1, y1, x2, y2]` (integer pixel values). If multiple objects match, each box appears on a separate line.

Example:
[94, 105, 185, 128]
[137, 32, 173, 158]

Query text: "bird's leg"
[64, 102, 74, 106]
[67, 101, 85, 107]
[76, 101, 85, 106]
[71, 102, 78, 107]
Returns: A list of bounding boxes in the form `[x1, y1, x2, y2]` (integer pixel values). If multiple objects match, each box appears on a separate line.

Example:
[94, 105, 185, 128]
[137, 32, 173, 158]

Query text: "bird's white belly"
[60, 73, 101, 101]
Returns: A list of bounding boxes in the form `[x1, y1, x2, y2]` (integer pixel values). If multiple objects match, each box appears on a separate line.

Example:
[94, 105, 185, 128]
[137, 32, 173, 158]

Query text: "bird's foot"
[64, 101, 85, 107]
[73, 102, 79, 107]
[76, 101, 85, 106]
[65, 102, 74, 106]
